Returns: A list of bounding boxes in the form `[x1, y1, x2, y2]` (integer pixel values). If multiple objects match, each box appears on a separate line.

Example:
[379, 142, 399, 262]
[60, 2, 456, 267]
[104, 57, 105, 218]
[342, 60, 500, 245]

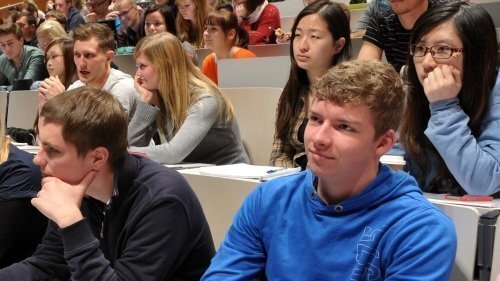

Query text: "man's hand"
[86, 12, 98, 22]
[422, 65, 462, 103]
[235, 4, 247, 18]
[106, 10, 119, 20]
[39, 76, 66, 110]
[31, 171, 98, 229]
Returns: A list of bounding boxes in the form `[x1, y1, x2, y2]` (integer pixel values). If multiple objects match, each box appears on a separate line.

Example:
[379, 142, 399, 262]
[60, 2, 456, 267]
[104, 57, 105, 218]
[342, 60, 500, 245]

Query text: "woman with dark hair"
[400, 0, 500, 196]
[37, 38, 77, 108]
[143, 4, 178, 36]
[202, 9, 255, 84]
[270, 0, 351, 169]
[234, 0, 280, 44]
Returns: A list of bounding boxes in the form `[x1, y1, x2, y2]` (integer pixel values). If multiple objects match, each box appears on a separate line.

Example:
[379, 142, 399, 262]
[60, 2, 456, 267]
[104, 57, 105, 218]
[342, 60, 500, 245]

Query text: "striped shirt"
[362, 0, 440, 72]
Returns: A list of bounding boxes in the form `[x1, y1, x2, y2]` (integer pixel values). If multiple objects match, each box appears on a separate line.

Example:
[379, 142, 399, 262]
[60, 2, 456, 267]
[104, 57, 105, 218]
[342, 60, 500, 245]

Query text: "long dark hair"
[46, 37, 77, 89]
[401, 0, 499, 192]
[275, 0, 351, 141]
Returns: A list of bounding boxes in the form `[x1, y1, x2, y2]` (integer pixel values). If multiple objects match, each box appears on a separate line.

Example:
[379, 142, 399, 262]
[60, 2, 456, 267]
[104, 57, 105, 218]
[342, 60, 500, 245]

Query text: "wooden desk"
[179, 169, 260, 249]
[427, 193, 500, 281]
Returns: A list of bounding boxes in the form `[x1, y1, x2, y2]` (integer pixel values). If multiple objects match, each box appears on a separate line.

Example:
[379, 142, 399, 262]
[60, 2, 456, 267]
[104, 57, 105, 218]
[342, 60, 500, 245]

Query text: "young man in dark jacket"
[0, 86, 215, 280]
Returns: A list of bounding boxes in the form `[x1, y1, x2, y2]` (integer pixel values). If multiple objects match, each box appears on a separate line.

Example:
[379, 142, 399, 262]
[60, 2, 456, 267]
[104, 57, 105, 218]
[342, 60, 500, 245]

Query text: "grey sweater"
[68, 68, 139, 121]
[128, 93, 249, 165]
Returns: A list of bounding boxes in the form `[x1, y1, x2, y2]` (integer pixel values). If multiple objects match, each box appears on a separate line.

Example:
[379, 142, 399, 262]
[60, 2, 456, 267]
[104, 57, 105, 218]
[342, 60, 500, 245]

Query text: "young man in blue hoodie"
[202, 60, 457, 280]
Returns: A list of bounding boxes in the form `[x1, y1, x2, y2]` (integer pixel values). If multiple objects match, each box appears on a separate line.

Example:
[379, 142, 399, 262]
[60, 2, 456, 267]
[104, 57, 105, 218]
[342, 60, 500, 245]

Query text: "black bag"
[6, 127, 36, 145]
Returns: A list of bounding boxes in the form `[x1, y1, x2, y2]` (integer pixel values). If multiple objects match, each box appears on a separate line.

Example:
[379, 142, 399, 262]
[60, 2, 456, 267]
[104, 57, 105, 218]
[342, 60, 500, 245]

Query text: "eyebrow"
[309, 108, 363, 126]
[40, 140, 62, 150]
[295, 27, 323, 33]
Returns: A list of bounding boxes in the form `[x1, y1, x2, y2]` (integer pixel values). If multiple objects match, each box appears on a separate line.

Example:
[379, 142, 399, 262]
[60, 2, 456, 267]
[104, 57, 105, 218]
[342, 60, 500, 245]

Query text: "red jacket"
[239, 4, 281, 45]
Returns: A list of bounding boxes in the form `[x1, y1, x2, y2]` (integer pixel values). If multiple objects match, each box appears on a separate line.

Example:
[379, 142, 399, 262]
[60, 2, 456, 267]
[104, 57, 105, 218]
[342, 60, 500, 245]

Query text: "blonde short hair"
[315, 60, 406, 138]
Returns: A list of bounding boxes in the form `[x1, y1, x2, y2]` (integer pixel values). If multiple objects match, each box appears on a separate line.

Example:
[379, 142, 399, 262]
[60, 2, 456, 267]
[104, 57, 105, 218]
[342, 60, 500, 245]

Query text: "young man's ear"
[374, 129, 397, 157]
[89, 147, 109, 171]
[106, 50, 115, 62]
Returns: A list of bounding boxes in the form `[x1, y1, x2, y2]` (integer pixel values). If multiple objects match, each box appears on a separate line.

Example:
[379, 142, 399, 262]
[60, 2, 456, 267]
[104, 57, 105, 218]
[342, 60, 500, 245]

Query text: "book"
[198, 163, 301, 180]
[165, 163, 214, 170]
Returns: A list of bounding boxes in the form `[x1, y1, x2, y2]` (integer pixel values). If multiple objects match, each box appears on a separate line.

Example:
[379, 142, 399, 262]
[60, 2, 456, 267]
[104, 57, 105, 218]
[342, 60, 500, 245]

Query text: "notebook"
[198, 163, 301, 180]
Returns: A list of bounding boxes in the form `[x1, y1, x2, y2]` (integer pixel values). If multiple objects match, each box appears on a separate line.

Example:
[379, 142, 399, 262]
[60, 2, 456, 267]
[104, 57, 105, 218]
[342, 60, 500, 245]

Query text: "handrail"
[0, 2, 22, 11]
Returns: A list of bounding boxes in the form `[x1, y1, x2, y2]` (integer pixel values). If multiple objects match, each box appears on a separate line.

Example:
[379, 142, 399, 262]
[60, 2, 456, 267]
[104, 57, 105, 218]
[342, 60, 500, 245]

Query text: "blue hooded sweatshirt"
[202, 164, 457, 280]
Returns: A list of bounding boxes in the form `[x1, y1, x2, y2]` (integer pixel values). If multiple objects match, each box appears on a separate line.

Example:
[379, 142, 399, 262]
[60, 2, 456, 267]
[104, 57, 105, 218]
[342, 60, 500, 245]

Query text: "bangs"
[205, 13, 224, 27]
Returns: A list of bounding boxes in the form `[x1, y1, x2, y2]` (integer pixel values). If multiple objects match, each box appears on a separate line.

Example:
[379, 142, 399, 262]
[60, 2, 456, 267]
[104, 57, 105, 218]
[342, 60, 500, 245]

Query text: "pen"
[444, 195, 494, 202]
[266, 168, 284, 174]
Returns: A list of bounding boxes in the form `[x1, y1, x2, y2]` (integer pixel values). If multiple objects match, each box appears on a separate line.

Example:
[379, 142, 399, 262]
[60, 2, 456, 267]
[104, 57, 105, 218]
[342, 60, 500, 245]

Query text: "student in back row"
[400, 0, 500, 196]
[39, 23, 139, 120]
[270, 0, 350, 169]
[202, 60, 456, 281]
[234, 0, 280, 44]
[0, 23, 45, 88]
[358, 0, 441, 72]
[129, 32, 249, 165]
[202, 9, 256, 85]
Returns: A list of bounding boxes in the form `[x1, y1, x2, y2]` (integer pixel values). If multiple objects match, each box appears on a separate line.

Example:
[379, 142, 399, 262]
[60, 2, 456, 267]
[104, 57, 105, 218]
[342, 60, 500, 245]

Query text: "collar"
[8, 45, 25, 69]
[240, 0, 268, 24]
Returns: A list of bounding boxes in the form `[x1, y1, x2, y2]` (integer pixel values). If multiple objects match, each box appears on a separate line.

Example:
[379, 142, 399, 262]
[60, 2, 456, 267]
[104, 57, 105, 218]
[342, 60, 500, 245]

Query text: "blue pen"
[266, 168, 283, 174]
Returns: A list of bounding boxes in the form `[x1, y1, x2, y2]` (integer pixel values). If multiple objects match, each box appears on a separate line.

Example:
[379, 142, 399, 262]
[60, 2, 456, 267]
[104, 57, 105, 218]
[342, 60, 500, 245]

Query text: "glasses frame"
[45, 54, 64, 63]
[409, 43, 464, 60]
[119, 6, 135, 18]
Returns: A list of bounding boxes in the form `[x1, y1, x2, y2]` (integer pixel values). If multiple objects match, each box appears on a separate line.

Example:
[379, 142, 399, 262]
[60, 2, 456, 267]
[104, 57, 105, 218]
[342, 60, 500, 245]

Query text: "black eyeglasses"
[119, 6, 135, 17]
[409, 44, 463, 59]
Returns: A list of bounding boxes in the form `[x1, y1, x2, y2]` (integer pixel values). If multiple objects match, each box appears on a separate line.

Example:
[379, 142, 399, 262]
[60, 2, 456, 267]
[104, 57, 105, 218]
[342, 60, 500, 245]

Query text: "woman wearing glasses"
[400, 0, 500, 196]
[37, 38, 77, 108]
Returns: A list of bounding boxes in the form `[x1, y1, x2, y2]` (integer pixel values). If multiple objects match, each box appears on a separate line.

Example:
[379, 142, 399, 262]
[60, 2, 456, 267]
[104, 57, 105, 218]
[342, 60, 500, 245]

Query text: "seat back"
[222, 87, 282, 165]
[7, 90, 38, 129]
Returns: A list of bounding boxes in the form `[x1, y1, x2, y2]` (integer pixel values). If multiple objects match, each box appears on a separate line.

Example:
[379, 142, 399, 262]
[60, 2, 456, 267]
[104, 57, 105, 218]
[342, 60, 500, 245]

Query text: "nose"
[33, 150, 47, 167]
[420, 51, 437, 73]
[76, 57, 86, 69]
[298, 37, 309, 52]
[310, 122, 332, 149]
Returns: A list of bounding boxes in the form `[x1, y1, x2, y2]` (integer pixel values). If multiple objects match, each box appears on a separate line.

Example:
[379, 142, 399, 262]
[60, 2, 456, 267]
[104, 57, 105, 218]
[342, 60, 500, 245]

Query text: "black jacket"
[0, 154, 215, 280]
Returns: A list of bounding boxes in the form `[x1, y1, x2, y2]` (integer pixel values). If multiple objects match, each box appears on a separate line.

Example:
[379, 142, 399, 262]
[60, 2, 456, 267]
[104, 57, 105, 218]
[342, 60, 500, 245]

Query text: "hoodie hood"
[306, 164, 423, 215]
